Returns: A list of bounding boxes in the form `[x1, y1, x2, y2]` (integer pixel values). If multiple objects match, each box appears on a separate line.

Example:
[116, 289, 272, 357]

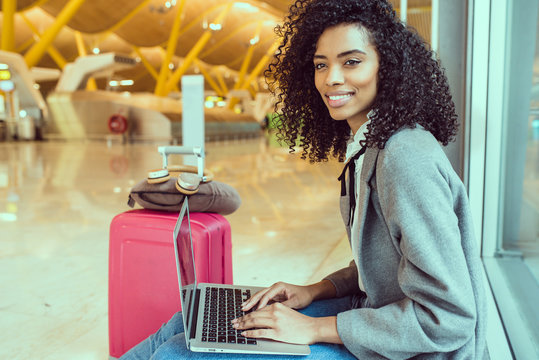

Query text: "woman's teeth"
[328, 94, 352, 100]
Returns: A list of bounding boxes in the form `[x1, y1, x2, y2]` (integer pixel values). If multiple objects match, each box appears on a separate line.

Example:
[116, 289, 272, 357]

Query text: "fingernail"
[241, 331, 246, 336]
[233, 323, 239, 329]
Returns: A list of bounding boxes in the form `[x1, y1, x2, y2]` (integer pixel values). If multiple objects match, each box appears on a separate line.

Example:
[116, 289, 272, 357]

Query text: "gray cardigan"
[325, 127, 488, 359]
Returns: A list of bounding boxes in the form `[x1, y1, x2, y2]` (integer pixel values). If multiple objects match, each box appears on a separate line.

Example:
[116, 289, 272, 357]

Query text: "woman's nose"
[325, 66, 344, 86]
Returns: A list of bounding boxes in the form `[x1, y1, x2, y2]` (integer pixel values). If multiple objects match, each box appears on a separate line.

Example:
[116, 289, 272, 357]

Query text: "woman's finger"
[242, 282, 286, 311]
[232, 311, 275, 330]
[241, 328, 276, 340]
[241, 287, 271, 311]
[255, 287, 283, 310]
[255, 282, 289, 310]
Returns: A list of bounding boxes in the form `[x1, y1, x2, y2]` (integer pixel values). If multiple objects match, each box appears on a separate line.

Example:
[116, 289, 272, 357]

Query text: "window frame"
[465, 0, 539, 358]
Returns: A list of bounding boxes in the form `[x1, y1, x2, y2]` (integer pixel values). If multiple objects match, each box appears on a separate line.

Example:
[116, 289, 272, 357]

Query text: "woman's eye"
[345, 59, 361, 66]
[314, 63, 326, 70]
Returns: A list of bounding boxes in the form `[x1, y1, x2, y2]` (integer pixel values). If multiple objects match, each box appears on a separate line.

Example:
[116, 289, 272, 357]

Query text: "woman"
[121, 0, 487, 358]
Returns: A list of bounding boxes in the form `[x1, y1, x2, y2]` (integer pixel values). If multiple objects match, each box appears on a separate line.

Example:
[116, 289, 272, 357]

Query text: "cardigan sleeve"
[336, 131, 479, 359]
[323, 260, 360, 297]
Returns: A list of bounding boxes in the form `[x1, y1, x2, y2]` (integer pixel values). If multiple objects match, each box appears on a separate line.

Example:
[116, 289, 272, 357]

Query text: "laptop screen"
[173, 199, 197, 347]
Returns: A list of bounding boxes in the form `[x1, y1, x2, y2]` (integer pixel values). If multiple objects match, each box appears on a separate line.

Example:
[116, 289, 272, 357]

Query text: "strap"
[127, 194, 136, 208]
[337, 146, 366, 225]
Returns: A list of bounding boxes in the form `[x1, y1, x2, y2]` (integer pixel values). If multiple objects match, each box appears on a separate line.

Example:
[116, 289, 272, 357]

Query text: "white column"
[181, 75, 205, 166]
[431, 0, 439, 54]
[400, 0, 407, 23]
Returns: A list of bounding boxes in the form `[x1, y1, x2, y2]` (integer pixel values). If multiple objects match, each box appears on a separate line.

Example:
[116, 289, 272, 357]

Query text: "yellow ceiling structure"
[0, 0, 432, 95]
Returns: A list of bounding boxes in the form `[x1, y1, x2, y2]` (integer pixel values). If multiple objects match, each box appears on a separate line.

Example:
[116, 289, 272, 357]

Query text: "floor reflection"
[0, 137, 350, 359]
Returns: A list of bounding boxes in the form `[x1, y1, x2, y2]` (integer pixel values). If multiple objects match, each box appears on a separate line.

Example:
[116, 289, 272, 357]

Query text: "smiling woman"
[313, 24, 379, 134]
[118, 1, 488, 359]
[267, 0, 458, 163]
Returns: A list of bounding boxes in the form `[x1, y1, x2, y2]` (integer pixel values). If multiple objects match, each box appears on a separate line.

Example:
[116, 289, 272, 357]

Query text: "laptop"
[173, 198, 311, 355]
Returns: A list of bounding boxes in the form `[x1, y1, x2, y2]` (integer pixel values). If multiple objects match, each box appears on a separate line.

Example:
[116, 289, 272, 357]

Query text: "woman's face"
[313, 23, 379, 134]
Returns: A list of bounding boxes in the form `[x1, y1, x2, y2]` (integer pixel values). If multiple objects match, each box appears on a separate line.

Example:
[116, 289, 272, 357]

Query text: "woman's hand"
[232, 303, 335, 345]
[241, 282, 315, 312]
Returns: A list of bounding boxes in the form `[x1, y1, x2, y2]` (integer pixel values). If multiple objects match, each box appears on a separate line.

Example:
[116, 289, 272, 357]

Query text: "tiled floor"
[0, 136, 351, 359]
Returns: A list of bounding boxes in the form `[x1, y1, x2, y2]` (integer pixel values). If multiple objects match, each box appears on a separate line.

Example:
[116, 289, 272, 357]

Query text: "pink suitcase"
[108, 209, 233, 358]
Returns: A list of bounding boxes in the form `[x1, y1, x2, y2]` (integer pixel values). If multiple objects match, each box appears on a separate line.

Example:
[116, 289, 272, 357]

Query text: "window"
[467, 0, 539, 358]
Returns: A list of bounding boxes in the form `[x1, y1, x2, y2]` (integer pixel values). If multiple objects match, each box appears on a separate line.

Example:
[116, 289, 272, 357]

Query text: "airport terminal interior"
[0, 0, 538, 359]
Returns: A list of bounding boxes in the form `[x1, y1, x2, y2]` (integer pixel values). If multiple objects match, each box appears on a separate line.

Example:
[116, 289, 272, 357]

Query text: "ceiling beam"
[155, 0, 187, 96]
[104, 0, 152, 34]
[173, 1, 234, 39]
[89, 0, 153, 46]
[199, 19, 263, 59]
[194, 58, 225, 97]
[241, 39, 280, 90]
[74, 31, 87, 56]
[163, 2, 233, 95]
[20, 13, 68, 69]
[15, 37, 34, 53]
[1, 0, 16, 51]
[228, 38, 279, 109]
[132, 46, 159, 80]
[17, 0, 49, 13]
[233, 21, 263, 90]
[24, 0, 88, 68]
[224, 36, 275, 69]
[214, 69, 229, 95]
[74, 31, 97, 90]
[241, 0, 287, 17]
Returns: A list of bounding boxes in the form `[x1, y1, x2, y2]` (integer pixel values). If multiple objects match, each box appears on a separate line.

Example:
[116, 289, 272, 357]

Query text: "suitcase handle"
[157, 146, 205, 180]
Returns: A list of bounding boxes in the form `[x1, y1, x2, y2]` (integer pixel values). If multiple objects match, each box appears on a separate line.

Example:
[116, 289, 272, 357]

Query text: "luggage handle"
[157, 146, 206, 181]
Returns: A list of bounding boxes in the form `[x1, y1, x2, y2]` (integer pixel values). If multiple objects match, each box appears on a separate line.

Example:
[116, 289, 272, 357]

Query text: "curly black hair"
[265, 0, 458, 162]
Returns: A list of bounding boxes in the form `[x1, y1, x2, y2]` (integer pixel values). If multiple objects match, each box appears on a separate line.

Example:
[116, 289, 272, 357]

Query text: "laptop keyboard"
[201, 287, 258, 345]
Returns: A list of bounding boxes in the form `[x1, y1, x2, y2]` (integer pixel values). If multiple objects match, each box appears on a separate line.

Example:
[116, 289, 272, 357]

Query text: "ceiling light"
[209, 23, 222, 31]
[92, 47, 100, 54]
[0, 63, 8, 70]
[109, 80, 134, 87]
[149, 1, 175, 14]
[249, 36, 259, 45]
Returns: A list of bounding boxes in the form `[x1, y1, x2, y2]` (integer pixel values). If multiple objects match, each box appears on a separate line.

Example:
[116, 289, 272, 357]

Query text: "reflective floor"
[0, 136, 351, 360]
[2, 135, 537, 360]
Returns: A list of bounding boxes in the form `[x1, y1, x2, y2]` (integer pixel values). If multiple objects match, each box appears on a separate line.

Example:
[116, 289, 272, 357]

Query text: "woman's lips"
[326, 92, 354, 108]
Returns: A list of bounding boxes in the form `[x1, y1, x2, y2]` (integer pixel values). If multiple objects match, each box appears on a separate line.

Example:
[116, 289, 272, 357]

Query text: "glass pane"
[389, 0, 433, 44]
[492, 5, 539, 355]
[501, 9, 539, 283]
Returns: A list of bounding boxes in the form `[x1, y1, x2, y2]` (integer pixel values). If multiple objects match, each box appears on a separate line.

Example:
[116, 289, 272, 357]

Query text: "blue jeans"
[120, 296, 357, 359]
